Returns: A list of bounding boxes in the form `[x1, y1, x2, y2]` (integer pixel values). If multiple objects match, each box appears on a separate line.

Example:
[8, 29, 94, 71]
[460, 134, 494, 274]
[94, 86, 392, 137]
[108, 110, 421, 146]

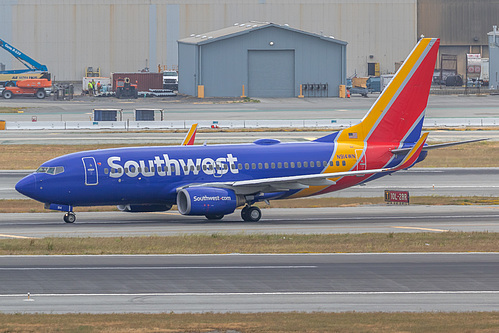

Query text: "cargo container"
[111, 72, 163, 92]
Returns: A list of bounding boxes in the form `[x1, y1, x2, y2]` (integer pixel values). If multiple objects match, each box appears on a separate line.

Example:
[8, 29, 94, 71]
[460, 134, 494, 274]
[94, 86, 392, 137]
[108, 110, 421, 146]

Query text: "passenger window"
[145, 167, 149, 172]
[265, 163, 269, 169]
[297, 162, 302, 168]
[238, 163, 243, 170]
[251, 163, 256, 169]
[197, 165, 201, 171]
[310, 161, 315, 167]
[323, 161, 327, 167]
[104, 168, 109, 174]
[318, 161, 321, 167]
[278, 162, 282, 168]
[342, 160, 346, 166]
[165, 166, 169, 172]
[258, 163, 263, 169]
[284, 162, 289, 168]
[336, 161, 340, 166]
[271, 162, 276, 169]
[245, 163, 250, 170]
[190, 166, 194, 171]
[304, 161, 308, 167]
[329, 161, 334, 166]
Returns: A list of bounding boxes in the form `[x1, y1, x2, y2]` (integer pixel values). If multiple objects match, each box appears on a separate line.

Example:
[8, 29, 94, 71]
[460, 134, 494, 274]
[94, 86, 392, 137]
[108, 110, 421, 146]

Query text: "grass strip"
[0, 312, 498, 332]
[2, 196, 498, 214]
[0, 140, 497, 169]
[0, 107, 24, 113]
[1, 232, 498, 255]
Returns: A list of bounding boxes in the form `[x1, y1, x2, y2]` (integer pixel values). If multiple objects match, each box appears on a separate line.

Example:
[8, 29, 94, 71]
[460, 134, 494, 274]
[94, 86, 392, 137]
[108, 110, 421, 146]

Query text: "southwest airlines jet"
[15, 38, 480, 223]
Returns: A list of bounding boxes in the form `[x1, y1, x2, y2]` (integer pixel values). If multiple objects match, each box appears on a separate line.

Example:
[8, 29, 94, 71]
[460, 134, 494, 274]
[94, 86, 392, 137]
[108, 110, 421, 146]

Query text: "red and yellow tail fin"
[181, 123, 198, 146]
[339, 38, 439, 144]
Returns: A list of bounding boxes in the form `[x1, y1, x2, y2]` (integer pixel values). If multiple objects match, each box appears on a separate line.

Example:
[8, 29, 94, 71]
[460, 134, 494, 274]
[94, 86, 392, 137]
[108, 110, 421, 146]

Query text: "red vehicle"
[2, 78, 51, 99]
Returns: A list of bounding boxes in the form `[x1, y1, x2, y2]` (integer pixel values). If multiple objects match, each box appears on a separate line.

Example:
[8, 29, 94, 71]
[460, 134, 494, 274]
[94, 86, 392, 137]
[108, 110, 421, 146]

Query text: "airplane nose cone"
[15, 174, 37, 199]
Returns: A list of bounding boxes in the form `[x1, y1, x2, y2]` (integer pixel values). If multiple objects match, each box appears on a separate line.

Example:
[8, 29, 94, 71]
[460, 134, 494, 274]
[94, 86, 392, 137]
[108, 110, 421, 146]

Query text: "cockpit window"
[36, 166, 64, 175]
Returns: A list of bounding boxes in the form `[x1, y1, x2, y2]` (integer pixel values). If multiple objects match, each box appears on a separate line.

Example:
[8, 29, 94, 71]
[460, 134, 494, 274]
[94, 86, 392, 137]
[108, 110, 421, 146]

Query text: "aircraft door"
[355, 149, 367, 172]
[82, 157, 99, 185]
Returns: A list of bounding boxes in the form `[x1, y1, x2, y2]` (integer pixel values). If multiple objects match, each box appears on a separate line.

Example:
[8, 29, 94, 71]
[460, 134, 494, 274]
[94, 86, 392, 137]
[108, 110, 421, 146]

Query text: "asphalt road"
[3, 168, 498, 200]
[0, 129, 496, 145]
[1, 94, 499, 121]
[1, 253, 497, 313]
[1, 205, 499, 238]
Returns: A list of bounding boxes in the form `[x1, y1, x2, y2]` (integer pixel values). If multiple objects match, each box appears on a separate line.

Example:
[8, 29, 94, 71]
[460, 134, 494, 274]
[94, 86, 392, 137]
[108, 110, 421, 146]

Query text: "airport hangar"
[178, 22, 347, 98]
[1, 0, 498, 91]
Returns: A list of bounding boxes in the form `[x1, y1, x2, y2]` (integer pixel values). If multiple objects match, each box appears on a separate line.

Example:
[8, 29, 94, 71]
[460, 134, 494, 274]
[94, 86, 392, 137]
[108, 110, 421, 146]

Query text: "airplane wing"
[181, 123, 198, 146]
[391, 138, 488, 155]
[181, 133, 428, 195]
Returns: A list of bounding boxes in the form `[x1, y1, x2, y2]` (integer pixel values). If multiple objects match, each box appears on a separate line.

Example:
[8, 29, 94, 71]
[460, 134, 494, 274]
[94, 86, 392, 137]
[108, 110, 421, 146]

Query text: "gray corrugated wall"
[185, 26, 345, 97]
[178, 43, 197, 96]
[0, 0, 415, 81]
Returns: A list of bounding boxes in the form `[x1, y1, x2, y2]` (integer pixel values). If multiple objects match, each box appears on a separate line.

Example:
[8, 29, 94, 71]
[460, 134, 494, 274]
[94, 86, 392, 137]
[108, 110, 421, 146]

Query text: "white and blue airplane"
[15, 38, 481, 223]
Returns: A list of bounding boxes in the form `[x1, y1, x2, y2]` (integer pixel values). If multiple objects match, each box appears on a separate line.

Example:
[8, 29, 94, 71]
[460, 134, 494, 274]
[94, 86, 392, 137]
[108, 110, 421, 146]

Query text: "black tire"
[241, 206, 250, 221]
[205, 214, 224, 220]
[242, 206, 261, 222]
[63, 212, 76, 223]
[36, 89, 46, 99]
[2, 90, 12, 99]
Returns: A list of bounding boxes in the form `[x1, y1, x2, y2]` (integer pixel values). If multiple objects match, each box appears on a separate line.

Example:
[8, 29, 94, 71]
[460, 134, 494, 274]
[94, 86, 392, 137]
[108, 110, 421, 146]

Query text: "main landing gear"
[241, 205, 261, 222]
[63, 212, 76, 223]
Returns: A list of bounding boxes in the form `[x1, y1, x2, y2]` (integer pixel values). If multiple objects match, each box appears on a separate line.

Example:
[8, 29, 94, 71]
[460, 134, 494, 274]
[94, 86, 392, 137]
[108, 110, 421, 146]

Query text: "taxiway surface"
[1, 253, 498, 313]
[1, 205, 499, 238]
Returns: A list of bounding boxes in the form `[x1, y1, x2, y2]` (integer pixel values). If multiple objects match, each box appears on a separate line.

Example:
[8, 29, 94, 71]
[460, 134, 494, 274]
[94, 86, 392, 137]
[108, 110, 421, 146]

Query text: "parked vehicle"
[1, 78, 51, 99]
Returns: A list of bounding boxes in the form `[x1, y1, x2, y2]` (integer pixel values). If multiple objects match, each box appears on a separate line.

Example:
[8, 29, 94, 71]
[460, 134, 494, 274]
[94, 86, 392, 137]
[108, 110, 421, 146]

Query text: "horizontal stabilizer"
[391, 138, 488, 155]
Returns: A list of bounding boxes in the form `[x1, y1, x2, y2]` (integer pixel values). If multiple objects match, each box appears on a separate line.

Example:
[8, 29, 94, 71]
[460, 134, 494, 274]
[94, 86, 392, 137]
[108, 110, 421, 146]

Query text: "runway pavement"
[3, 168, 498, 200]
[1, 205, 499, 238]
[1, 253, 497, 313]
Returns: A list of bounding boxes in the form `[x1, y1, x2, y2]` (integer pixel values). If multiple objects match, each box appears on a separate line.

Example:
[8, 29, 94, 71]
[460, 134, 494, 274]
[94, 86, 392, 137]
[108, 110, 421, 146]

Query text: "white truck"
[163, 71, 178, 91]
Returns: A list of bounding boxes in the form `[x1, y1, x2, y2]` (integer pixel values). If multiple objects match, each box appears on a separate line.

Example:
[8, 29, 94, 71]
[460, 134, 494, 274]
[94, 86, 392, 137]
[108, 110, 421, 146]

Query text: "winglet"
[182, 123, 198, 146]
[393, 132, 429, 170]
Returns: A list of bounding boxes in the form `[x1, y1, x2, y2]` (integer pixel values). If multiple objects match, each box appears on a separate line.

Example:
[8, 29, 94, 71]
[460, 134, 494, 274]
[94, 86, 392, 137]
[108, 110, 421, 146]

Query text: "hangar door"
[248, 50, 295, 97]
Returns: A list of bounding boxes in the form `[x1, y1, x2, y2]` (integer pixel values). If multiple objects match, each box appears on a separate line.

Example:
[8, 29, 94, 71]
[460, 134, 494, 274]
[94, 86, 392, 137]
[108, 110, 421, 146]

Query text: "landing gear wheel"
[241, 205, 250, 220]
[36, 89, 46, 99]
[205, 214, 224, 220]
[63, 212, 76, 223]
[2, 90, 12, 99]
[242, 206, 261, 222]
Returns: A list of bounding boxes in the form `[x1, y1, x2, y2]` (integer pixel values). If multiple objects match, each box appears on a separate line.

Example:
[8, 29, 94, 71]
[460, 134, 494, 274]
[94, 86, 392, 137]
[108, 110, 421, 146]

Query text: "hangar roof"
[178, 21, 347, 46]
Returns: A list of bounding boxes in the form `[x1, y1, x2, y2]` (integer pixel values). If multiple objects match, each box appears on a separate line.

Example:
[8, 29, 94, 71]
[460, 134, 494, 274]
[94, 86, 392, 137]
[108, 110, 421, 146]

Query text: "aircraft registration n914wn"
[15, 38, 484, 223]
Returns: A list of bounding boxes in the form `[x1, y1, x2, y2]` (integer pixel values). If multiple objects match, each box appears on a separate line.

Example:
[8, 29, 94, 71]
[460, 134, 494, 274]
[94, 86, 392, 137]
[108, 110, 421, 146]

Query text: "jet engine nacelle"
[176, 187, 244, 216]
[117, 204, 172, 213]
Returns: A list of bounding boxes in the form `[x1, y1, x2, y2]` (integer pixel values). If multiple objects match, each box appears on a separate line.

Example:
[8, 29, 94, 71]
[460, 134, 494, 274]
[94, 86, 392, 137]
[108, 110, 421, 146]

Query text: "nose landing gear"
[63, 212, 76, 223]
